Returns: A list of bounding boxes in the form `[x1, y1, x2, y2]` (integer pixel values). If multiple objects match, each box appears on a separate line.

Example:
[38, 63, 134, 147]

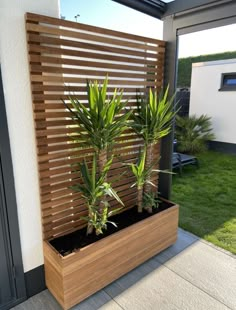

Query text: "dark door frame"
[0, 67, 26, 309]
[159, 1, 236, 198]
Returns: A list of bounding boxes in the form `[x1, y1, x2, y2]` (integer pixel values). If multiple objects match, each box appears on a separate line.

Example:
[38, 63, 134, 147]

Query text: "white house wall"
[190, 59, 236, 145]
[0, 0, 59, 272]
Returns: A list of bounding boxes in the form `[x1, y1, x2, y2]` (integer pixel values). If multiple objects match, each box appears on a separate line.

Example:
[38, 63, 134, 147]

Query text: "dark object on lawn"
[172, 152, 199, 175]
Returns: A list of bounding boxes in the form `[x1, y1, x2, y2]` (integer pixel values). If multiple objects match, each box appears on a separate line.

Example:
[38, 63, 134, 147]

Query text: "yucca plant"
[72, 155, 123, 235]
[130, 86, 177, 212]
[126, 147, 173, 213]
[126, 147, 157, 213]
[64, 77, 132, 217]
[175, 114, 215, 154]
[64, 77, 132, 175]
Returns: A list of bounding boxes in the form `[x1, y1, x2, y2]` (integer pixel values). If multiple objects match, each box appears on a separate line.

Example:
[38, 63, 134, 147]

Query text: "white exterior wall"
[0, 0, 59, 272]
[190, 59, 236, 145]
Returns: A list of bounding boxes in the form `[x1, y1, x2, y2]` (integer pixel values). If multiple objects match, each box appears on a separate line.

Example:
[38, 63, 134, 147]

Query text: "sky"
[60, 0, 236, 58]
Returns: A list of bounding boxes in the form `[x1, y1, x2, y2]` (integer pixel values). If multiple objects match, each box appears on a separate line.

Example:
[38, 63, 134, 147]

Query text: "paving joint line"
[102, 289, 126, 310]
[155, 260, 233, 310]
[179, 228, 235, 258]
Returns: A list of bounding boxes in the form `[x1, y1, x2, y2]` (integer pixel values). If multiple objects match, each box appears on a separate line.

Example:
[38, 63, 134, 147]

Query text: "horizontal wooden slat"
[30, 56, 159, 74]
[31, 84, 150, 93]
[28, 34, 165, 55]
[38, 136, 141, 154]
[26, 13, 165, 46]
[26, 23, 165, 55]
[30, 75, 163, 86]
[30, 65, 160, 80]
[38, 149, 142, 175]
[28, 45, 164, 66]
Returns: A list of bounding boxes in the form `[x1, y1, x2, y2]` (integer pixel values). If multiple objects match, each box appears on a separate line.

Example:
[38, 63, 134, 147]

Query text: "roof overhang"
[112, 0, 167, 19]
[112, 0, 235, 20]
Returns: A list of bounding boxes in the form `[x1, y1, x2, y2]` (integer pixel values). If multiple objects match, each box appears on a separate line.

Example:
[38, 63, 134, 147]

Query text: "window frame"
[219, 72, 236, 91]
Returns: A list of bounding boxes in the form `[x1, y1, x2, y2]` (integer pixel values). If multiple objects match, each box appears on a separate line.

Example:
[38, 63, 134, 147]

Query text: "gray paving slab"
[157, 228, 199, 262]
[105, 259, 229, 310]
[71, 290, 121, 310]
[154, 233, 236, 310]
[12, 290, 61, 310]
[104, 257, 161, 297]
[12, 289, 121, 310]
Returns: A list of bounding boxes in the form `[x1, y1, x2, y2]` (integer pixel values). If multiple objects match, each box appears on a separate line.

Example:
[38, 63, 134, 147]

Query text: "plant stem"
[98, 149, 108, 213]
[98, 149, 107, 175]
[143, 143, 157, 213]
[86, 208, 94, 235]
[86, 223, 94, 235]
[137, 186, 143, 213]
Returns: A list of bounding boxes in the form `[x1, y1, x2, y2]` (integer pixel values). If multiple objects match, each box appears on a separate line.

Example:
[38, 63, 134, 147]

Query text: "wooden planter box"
[44, 201, 179, 310]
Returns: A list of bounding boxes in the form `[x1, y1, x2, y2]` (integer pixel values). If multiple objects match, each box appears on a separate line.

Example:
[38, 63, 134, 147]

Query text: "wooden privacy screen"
[25, 12, 165, 240]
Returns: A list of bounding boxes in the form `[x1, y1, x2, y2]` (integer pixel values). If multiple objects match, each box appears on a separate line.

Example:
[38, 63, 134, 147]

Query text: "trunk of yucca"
[98, 149, 108, 177]
[137, 186, 143, 213]
[143, 143, 158, 213]
[98, 149, 108, 213]
[86, 223, 94, 235]
[86, 208, 94, 235]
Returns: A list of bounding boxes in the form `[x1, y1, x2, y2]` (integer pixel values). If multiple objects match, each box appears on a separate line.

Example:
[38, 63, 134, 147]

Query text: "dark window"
[219, 73, 236, 91]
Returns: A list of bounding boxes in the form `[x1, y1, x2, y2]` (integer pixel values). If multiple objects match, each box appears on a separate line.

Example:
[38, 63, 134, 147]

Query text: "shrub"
[175, 114, 215, 154]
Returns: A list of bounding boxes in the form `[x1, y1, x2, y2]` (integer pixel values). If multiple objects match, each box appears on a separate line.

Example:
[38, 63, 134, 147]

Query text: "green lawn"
[171, 151, 236, 255]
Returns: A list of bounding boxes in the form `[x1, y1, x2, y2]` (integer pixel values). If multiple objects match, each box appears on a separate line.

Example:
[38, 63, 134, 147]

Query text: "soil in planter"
[50, 199, 175, 256]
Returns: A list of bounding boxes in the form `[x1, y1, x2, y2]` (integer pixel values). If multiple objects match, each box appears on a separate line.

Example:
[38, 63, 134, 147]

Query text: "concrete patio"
[12, 228, 236, 310]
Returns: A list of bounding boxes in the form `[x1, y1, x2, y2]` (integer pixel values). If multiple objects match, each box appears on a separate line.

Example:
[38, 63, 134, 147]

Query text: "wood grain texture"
[25, 12, 165, 240]
[44, 202, 179, 310]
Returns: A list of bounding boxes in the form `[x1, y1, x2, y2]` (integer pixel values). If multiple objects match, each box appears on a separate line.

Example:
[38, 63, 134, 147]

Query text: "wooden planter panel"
[25, 12, 165, 240]
[44, 204, 179, 309]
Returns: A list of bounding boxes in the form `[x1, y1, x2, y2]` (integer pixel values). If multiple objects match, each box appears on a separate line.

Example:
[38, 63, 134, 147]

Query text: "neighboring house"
[189, 59, 236, 153]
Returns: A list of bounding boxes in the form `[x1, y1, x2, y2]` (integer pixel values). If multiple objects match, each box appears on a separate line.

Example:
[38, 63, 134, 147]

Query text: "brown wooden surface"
[44, 203, 179, 309]
[25, 12, 165, 240]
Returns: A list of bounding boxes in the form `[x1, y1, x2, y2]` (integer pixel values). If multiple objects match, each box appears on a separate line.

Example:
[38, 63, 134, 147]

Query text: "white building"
[190, 58, 236, 152]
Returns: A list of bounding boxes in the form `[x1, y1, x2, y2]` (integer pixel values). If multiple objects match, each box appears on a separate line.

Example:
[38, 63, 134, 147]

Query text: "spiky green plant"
[126, 147, 173, 213]
[72, 155, 123, 235]
[175, 114, 215, 154]
[64, 77, 132, 175]
[126, 147, 158, 213]
[130, 86, 178, 211]
[64, 77, 132, 218]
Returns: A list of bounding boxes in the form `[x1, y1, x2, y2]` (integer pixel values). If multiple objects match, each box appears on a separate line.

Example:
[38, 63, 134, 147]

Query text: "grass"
[171, 151, 236, 255]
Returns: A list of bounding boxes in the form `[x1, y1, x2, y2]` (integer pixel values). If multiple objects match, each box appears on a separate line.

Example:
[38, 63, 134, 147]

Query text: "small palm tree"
[130, 86, 177, 212]
[175, 114, 215, 154]
[72, 155, 123, 235]
[64, 77, 132, 175]
[126, 147, 148, 213]
[64, 77, 132, 215]
[126, 146, 173, 213]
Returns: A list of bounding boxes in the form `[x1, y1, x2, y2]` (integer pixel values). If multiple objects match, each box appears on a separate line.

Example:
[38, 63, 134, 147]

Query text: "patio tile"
[11, 289, 121, 310]
[11, 290, 61, 310]
[71, 290, 121, 310]
[151, 228, 199, 264]
[105, 260, 228, 310]
[104, 257, 161, 297]
[154, 237, 236, 310]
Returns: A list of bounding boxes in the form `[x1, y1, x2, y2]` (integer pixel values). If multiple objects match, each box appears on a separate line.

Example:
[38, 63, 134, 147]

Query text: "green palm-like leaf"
[131, 86, 178, 145]
[64, 76, 132, 152]
[72, 154, 123, 234]
[175, 114, 215, 154]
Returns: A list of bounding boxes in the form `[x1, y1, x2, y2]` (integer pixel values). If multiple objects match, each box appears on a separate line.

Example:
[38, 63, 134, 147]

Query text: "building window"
[219, 73, 236, 91]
